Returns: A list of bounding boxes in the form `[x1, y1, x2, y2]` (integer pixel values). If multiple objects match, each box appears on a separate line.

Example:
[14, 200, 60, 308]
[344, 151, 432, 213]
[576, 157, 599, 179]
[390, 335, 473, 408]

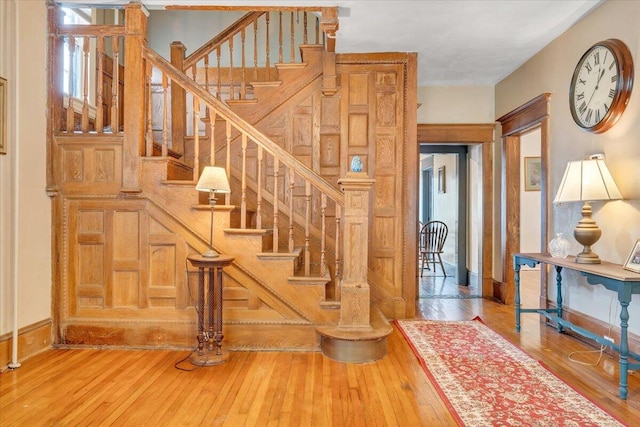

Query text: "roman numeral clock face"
[570, 39, 634, 133]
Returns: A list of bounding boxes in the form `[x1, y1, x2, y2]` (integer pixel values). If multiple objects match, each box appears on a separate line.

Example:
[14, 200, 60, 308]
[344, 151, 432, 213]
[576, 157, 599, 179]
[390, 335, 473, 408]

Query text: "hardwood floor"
[1, 270, 639, 426]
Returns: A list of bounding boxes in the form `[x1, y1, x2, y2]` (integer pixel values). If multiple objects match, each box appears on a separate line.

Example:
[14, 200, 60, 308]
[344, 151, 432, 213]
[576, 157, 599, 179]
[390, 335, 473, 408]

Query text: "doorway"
[418, 146, 468, 286]
[496, 94, 550, 305]
[416, 124, 494, 302]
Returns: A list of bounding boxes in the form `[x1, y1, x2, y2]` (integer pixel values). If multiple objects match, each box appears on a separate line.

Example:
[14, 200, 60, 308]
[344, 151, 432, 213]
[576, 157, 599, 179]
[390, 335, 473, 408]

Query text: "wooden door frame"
[417, 123, 494, 297]
[496, 93, 550, 305]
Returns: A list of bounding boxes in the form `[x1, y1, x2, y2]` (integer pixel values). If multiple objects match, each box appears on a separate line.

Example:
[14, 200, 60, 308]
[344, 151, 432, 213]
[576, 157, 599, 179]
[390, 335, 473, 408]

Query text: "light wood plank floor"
[1, 271, 639, 426]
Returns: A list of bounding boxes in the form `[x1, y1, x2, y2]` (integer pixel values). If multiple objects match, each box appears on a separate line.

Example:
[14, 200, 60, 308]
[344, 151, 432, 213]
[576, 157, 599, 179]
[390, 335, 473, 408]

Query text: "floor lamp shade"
[196, 167, 231, 258]
[553, 159, 622, 264]
[196, 166, 231, 194]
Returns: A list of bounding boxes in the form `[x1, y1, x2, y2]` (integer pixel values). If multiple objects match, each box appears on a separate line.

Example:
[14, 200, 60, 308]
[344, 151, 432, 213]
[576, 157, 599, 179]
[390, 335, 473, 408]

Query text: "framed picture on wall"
[0, 77, 6, 155]
[438, 166, 446, 193]
[623, 239, 640, 273]
[524, 156, 541, 191]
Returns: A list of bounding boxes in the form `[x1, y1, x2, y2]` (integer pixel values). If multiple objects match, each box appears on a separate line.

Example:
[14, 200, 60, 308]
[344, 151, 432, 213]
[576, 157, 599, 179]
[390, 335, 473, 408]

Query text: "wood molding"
[497, 93, 551, 304]
[0, 319, 52, 370]
[417, 123, 494, 143]
[497, 93, 551, 136]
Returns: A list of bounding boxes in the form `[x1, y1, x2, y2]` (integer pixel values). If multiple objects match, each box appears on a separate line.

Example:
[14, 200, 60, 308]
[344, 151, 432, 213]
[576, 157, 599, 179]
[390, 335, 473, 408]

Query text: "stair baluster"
[265, 13, 271, 81]
[111, 36, 120, 132]
[96, 36, 104, 133]
[304, 181, 311, 276]
[66, 35, 76, 132]
[161, 73, 169, 157]
[290, 12, 295, 63]
[256, 146, 263, 229]
[273, 158, 280, 252]
[81, 36, 90, 133]
[278, 12, 283, 64]
[288, 169, 295, 253]
[240, 27, 246, 99]
[145, 61, 153, 156]
[241, 134, 248, 229]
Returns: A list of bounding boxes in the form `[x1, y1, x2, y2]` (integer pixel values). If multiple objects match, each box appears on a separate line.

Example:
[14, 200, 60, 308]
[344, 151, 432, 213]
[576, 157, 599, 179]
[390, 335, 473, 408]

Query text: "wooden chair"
[419, 221, 448, 277]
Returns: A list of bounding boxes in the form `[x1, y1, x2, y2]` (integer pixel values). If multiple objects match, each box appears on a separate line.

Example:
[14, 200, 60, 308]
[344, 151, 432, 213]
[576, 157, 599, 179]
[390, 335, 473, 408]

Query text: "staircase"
[48, 4, 392, 362]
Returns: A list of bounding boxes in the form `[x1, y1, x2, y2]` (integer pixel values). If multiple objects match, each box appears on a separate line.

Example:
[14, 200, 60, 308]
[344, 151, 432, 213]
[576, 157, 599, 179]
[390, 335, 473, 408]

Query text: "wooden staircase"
[48, 4, 393, 362]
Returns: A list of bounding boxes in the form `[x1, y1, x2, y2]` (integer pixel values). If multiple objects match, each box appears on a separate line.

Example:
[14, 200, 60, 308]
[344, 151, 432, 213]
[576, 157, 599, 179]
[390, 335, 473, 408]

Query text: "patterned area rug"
[396, 318, 627, 427]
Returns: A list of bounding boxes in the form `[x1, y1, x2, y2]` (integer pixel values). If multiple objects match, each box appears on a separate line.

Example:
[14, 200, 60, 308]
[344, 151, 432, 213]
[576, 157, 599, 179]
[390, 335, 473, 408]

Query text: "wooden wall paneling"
[337, 55, 414, 318]
[112, 210, 141, 308]
[56, 136, 123, 195]
[319, 96, 341, 181]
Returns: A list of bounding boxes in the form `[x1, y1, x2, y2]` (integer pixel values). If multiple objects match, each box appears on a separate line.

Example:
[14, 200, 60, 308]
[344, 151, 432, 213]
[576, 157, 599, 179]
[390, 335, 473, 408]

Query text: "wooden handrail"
[57, 24, 126, 37]
[143, 45, 344, 206]
[183, 11, 265, 70]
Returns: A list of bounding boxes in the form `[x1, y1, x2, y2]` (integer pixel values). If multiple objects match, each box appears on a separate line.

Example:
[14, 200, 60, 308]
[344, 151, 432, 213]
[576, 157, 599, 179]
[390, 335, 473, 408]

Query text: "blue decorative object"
[350, 155, 363, 172]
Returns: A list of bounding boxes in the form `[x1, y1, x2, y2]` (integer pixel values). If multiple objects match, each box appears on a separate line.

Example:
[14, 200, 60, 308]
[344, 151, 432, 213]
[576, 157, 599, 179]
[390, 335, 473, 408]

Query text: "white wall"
[432, 154, 458, 265]
[0, 0, 51, 339]
[417, 86, 494, 124]
[519, 128, 541, 254]
[496, 0, 640, 333]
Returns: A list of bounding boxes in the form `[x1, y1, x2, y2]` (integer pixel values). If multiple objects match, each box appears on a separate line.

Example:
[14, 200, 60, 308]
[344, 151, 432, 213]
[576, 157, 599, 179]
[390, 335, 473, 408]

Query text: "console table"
[187, 254, 234, 366]
[514, 253, 640, 399]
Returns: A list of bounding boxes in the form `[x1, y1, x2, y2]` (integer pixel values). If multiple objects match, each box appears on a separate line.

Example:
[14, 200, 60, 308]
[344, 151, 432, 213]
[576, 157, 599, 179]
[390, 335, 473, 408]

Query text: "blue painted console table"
[514, 253, 640, 400]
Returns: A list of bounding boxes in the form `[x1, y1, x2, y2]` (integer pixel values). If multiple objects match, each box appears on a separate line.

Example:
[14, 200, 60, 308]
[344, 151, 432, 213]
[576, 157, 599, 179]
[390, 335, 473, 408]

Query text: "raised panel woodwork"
[95, 149, 116, 181]
[78, 244, 105, 308]
[348, 73, 368, 105]
[79, 210, 104, 233]
[320, 134, 340, 167]
[113, 211, 139, 260]
[373, 175, 395, 209]
[376, 92, 397, 127]
[338, 55, 416, 318]
[375, 135, 395, 170]
[348, 114, 368, 147]
[63, 150, 84, 182]
[321, 97, 340, 127]
[56, 137, 123, 194]
[113, 271, 139, 307]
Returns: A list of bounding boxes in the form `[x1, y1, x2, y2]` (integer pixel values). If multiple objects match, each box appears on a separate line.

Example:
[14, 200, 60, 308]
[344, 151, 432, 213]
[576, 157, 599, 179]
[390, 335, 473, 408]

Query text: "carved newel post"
[337, 168, 375, 330]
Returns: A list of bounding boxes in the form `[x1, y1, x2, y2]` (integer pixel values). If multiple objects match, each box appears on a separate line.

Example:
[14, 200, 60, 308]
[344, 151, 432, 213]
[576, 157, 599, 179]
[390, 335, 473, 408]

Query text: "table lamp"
[195, 166, 231, 258]
[553, 158, 622, 264]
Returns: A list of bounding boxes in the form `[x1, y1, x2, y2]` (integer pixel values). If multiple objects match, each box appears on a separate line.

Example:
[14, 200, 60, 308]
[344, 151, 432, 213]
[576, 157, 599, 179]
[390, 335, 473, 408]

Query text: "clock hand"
[585, 67, 606, 110]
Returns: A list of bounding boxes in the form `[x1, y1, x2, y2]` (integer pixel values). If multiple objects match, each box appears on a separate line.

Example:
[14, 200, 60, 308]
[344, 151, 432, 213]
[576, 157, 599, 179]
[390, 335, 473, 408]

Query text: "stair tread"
[275, 62, 308, 70]
[226, 99, 259, 105]
[250, 80, 283, 87]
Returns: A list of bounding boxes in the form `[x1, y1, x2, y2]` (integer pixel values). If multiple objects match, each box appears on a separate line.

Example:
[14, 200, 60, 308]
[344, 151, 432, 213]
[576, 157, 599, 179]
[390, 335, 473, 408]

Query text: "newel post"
[337, 171, 375, 329]
[320, 7, 339, 96]
[121, 3, 147, 194]
[169, 42, 186, 156]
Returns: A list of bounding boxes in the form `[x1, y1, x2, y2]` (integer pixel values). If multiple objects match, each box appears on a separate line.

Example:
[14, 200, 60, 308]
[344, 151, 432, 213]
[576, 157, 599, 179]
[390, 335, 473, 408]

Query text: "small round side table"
[186, 254, 234, 366]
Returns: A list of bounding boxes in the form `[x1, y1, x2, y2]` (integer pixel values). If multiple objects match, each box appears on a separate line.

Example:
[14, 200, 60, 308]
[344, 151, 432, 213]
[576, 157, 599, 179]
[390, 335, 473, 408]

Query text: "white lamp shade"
[195, 166, 231, 193]
[553, 159, 622, 203]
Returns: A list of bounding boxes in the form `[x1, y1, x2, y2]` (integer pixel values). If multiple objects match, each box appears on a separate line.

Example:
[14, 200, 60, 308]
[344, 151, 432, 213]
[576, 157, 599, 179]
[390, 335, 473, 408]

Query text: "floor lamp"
[195, 166, 231, 258]
[553, 158, 622, 264]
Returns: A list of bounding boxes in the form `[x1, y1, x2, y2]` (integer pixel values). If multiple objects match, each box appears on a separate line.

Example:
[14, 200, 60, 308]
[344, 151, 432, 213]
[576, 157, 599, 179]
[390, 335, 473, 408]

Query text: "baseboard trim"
[0, 318, 52, 371]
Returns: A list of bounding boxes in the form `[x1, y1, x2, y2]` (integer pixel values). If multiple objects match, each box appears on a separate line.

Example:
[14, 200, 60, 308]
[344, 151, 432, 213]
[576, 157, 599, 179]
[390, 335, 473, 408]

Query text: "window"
[62, 8, 91, 98]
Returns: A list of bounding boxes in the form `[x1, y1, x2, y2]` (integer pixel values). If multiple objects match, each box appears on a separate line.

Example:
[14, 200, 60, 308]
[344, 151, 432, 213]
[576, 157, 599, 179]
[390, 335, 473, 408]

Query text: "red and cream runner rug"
[396, 318, 627, 427]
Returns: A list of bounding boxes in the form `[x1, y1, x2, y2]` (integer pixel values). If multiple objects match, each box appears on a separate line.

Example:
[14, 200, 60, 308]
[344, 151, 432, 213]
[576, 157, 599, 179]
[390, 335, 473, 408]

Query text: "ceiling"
[66, 0, 605, 86]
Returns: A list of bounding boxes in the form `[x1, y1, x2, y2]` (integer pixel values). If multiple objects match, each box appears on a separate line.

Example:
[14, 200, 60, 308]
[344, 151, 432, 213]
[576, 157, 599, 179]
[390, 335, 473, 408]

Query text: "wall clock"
[569, 39, 634, 133]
